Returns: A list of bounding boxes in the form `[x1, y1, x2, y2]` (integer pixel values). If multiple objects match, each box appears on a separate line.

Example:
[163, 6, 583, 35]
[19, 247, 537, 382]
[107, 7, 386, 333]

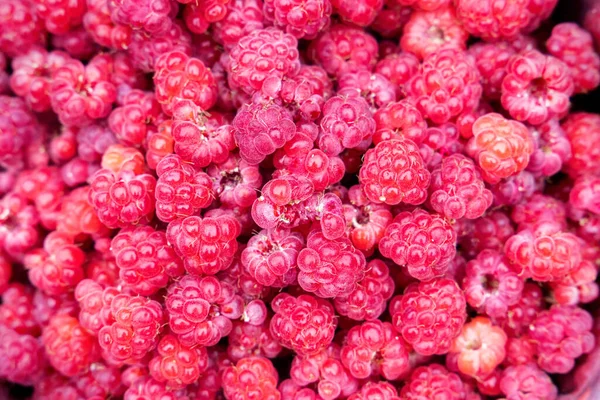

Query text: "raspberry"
[233, 101, 296, 165]
[166, 214, 240, 275]
[491, 282, 543, 338]
[32, 0, 85, 34]
[108, 0, 174, 36]
[56, 186, 109, 239]
[264, 0, 332, 39]
[511, 193, 567, 231]
[146, 120, 175, 170]
[529, 305, 595, 374]
[468, 42, 516, 100]
[0, 253, 11, 294]
[270, 293, 337, 356]
[400, 364, 469, 399]
[372, 100, 426, 145]
[526, 119, 572, 177]
[390, 278, 466, 355]
[149, 333, 209, 388]
[490, 170, 538, 207]
[400, 7, 468, 60]
[278, 65, 332, 120]
[380, 209, 456, 281]
[74, 362, 125, 399]
[308, 24, 378, 77]
[228, 320, 282, 361]
[571, 175, 600, 217]
[501, 50, 574, 126]
[450, 316, 507, 379]
[32, 290, 78, 329]
[0, 96, 43, 171]
[77, 123, 117, 163]
[419, 122, 464, 170]
[428, 154, 493, 220]
[207, 152, 262, 208]
[212, 0, 265, 49]
[101, 144, 145, 175]
[84, 0, 133, 50]
[524, 0, 557, 33]
[348, 381, 399, 400]
[331, 0, 382, 26]
[0, 0, 46, 58]
[394, 0, 449, 10]
[500, 363, 557, 400]
[406, 48, 481, 124]
[154, 154, 214, 222]
[88, 168, 156, 229]
[551, 259, 599, 305]
[128, 23, 192, 73]
[222, 357, 280, 400]
[75, 279, 119, 335]
[98, 293, 165, 365]
[370, 1, 412, 38]
[318, 93, 376, 156]
[0, 326, 45, 385]
[455, 0, 531, 40]
[0, 283, 38, 336]
[124, 376, 187, 400]
[562, 112, 600, 177]
[466, 113, 534, 184]
[109, 90, 163, 147]
[375, 52, 419, 98]
[42, 315, 100, 377]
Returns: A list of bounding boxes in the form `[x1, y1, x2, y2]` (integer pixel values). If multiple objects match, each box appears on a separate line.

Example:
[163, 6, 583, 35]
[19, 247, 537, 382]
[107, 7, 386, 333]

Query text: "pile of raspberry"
[2, 0, 600, 398]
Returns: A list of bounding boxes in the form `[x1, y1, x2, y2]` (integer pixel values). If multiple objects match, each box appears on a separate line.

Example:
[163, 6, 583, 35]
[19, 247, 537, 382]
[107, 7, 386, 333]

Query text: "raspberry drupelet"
[455, 0, 531, 40]
[228, 319, 282, 361]
[263, 0, 332, 40]
[0, 326, 45, 385]
[379, 209, 456, 281]
[373, 100, 427, 145]
[500, 363, 557, 400]
[108, 0, 174, 37]
[562, 112, 600, 177]
[270, 293, 337, 356]
[400, 364, 470, 399]
[222, 357, 280, 400]
[0, 0, 46, 58]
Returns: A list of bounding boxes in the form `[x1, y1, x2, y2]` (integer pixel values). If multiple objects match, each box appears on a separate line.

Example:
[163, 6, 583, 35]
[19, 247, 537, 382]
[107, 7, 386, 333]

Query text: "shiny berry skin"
[400, 364, 469, 399]
[331, 0, 382, 26]
[529, 305, 595, 374]
[270, 293, 337, 356]
[153, 51, 218, 116]
[501, 50, 574, 126]
[109, 90, 163, 147]
[166, 214, 240, 276]
[348, 381, 399, 400]
[124, 376, 187, 400]
[370, 1, 412, 38]
[42, 315, 100, 377]
[390, 278, 466, 355]
[500, 363, 557, 400]
[155, 154, 214, 223]
[0, 96, 43, 171]
[455, 0, 531, 40]
[380, 209, 456, 281]
[563, 113, 600, 178]
[526, 119, 572, 177]
[108, 0, 174, 36]
[222, 357, 280, 400]
[0, 326, 45, 385]
[373, 100, 427, 145]
[264, 0, 331, 39]
[466, 113, 534, 184]
[0, 0, 46, 58]
[0, 283, 38, 336]
[208, 152, 262, 208]
[128, 23, 192, 73]
[228, 320, 282, 361]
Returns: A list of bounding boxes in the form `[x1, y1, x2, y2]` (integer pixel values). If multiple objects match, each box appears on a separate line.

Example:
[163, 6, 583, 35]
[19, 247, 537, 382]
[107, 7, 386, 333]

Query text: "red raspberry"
[153, 51, 217, 116]
[165, 275, 243, 346]
[166, 214, 240, 275]
[526, 119, 572, 177]
[76, 123, 117, 163]
[468, 42, 516, 100]
[154, 154, 214, 223]
[222, 357, 280, 400]
[278, 65, 332, 120]
[501, 50, 573, 125]
[270, 293, 337, 356]
[524, 0, 557, 33]
[49, 126, 78, 165]
[455, 0, 531, 41]
[380, 209, 456, 281]
[0, 0, 46, 58]
[318, 93, 376, 156]
[42, 315, 100, 377]
[32, 0, 85, 34]
[0, 253, 11, 294]
[500, 363, 557, 400]
[419, 122, 464, 170]
[0, 283, 38, 335]
[25, 231, 85, 296]
[390, 278, 466, 355]
[264, 0, 331, 39]
[32, 290, 78, 328]
[146, 120, 174, 170]
[529, 305, 595, 374]
[511, 193, 567, 231]
[370, 1, 412, 38]
[331, 0, 382, 26]
[0, 96, 43, 171]
[372, 100, 426, 145]
[207, 152, 262, 209]
[562, 112, 600, 177]
[375, 52, 419, 97]
[428, 154, 493, 220]
[466, 113, 534, 184]
[108, 0, 174, 36]
[88, 168, 156, 229]
[401, 7, 468, 60]
[0, 326, 45, 385]
[571, 175, 600, 216]
[212, 0, 264, 49]
[74, 362, 125, 399]
[149, 333, 209, 388]
[338, 70, 397, 110]
[98, 293, 165, 365]
[128, 23, 192, 73]
[84, 0, 133, 50]
[101, 144, 145, 175]
[109, 90, 163, 147]
[406, 48, 481, 124]
[228, 320, 282, 361]
[233, 101, 296, 165]
[0, 192, 40, 258]
[348, 381, 399, 400]
[505, 221, 581, 282]
[48, 28, 96, 60]
[75, 279, 119, 335]
[124, 376, 188, 400]
[491, 282, 543, 338]
[308, 24, 378, 77]
[56, 187, 109, 239]
[400, 364, 469, 399]
[551, 259, 598, 306]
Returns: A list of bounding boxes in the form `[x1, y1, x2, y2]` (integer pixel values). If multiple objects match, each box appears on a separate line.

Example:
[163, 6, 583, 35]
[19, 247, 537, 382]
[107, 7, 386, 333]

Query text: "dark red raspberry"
[526, 119, 572, 177]
[149, 333, 208, 388]
[0, 0, 46, 58]
[501, 50, 573, 125]
[551, 259, 599, 306]
[128, 23, 192, 73]
[370, 1, 412, 38]
[228, 319, 282, 361]
[375, 52, 419, 97]
[264, 0, 331, 39]
[400, 364, 469, 399]
[32, 0, 85, 34]
[455, 0, 531, 40]
[372, 100, 426, 145]
[500, 363, 557, 400]
[207, 152, 262, 209]
[511, 193, 567, 231]
[84, 0, 133, 50]
[428, 154, 493, 220]
[401, 7, 468, 60]
[468, 42, 516, 100]
[0, 283, 38, 336]
[42, 315, 100, 377]
[0, 192, 40, 258]
[270, 293, 337, 356]
[331, 0, 382, 26]
[222, 357, 280, 400]
[212, 0, 264, 49]
[390, 278, 466, 355]
[108, 0, 174, 36]
[308, 24, 378, 77]
[0, 326, 45, 385]
[529, 305, 595, 374]
[380, 209, 456, 281]
[109, 90, 163, 147]
[348, 381, 399, 400]
[562, 112, 600, 177]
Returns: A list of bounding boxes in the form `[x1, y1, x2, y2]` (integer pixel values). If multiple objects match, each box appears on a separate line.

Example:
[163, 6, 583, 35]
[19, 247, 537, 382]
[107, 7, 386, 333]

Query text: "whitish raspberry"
[308, 24, 378, 77]
[380, 209, 456, 281]
[264, 0, 331, 39]
[0, 283, 38, 335]
[149, 334, 208, 389]
[501, 50, 573, 126]
[228, 320, 282, 361]
[373, 100, 426, 145]
[391, 278, 466, 355]
[331, 0, 382, 26]
[270, 293, 337, 356]
[0, 0, 46, 58]
[222, 357, 280, 400]
[468, 42, 516, 100]
[406, 48, 481, 124]
[400, 364, 469, 399]
[109, 90, 163, 147]
[128, 23, 192, 73]
[348, 381, 399, 400]
[500, 363, 557, 400]
[529, 305, 595, 374]
[0, 326, 45, 385]
[98, 294, 164, 365]
[401, 7, 468, 60]
[466, 113, 534, 184]
[109, 0, 174, 36]
[212, 0, 264, 49]
[455, 0, 531, 40]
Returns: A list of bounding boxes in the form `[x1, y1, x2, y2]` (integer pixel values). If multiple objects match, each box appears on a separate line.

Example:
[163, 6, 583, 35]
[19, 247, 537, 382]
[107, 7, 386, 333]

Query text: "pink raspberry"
[32, 0, 85, 34]
[562, 112, 600, 177]
[390, 278, 466, 355]
[166, 214, 240, 275]
[455, 0, 531, 40]
[526, 118, 572, 177]
[0, 0, 46, 58]
[511, 193, 567, 231]
[428, 154, 493, 220]
[551, 259, 599, 306]
[0, 326, 45, 385]
[419, 123, 464, 170]
[98, 293, 165, 365]
[490, 170, 538, 207]
[278, 65, 332, 120]
[222, 357, 280, 400]
[88, 168, 156, 229]
[76, 122, 117, 163]
[394, 0, 449, 10]
[400, 364, 469, 399]
[124, 376, 187, 400]
[84, 0, 133, 50]
[401, 7, 468, 60]
[128, 23, 192, 73]
[0, 192, 40, 258]
[32, 289, 78, 328]
[468, 42, 516, 100]
[331, 0, 382, 26]
[500, 363, 557, 400]
[108, 90, 164, 147]
[233, 101, 296, 165]
[406, 48, 481, 124]
[348, 381, 399, 400]
[570, 175, 600, 216]
[264, 0, 332, 39]
[146, 120, 174, 170]
[505, 221, 581, 282]
[108, 0, 174, 36]
[153, 51, 217, 116]
[42, 315, 99, 377]
[380, 209, 456, 281]
[308, 24, 378, 77]
[334, 259, 395, 321]
[524, 0, 557, 32]
[0, 283, 38, 336]
[0, 254, 10, 294]
[72, 362, 125, 399]
[228, 320, 282, 361]
[466, 113, 534, 184]
[492, 282, 543, 338]
[75, 279, 119, 335]
[370, 1, 412, 38]
[0, 96, 43, 171]
[529, 305, 595, 374]
[155, 154, 214, 223]
[212, 0, 264, 49]
[372, 100, 427, 145]
[375, 52, 419, 97]
[270, 293, 337, 356]
[207, 152, 262, 209]
[297, 229, 366, 298]
[501, 50, 573, 125]
[338, 70, 397, 110]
